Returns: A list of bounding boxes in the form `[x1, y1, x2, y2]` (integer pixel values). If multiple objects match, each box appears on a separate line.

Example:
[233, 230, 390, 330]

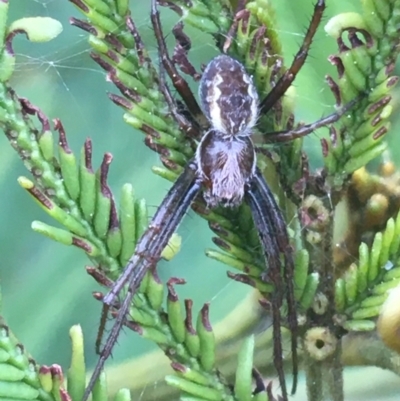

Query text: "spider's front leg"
[82, 164, 202, 401]
[245, 167, 298, 399]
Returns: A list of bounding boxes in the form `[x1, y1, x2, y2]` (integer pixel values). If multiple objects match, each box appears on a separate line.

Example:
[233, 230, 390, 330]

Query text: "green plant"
[1, 1, 400, 401]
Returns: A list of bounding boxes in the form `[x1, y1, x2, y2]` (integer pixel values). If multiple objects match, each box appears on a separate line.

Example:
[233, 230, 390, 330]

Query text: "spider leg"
[150, 0, 205, 126]
[157, 42, 202, 140]
[246, 167, 298, 400]
[222, 0, 247, 53]
[251, 168, 298, 394]
[259, 0, 325, 115]
[82, 164, 201, 401]
[172, 22, 201, 82]
[246, 184, 288, 400]
[263, 95, 361, 143]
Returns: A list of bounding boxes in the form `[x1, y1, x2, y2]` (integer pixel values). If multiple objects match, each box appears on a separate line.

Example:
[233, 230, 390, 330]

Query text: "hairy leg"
[259, 0, 326, 115]
[82, 165, 201, 401]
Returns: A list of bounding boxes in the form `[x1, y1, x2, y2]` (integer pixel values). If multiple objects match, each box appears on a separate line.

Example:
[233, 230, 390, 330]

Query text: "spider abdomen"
[199, 54, 259, 137]
[196, 130, 255, 207]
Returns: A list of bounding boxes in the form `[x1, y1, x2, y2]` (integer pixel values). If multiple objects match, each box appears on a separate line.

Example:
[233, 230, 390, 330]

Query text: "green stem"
[305, 353, 322, 401]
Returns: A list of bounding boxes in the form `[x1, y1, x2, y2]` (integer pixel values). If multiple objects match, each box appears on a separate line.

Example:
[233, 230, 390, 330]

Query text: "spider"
[82, 1, 360, 400]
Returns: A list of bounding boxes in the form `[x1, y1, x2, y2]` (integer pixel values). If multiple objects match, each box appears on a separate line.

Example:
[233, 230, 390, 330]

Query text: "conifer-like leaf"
[0, 318, 99, 401]
[334, 193, 400, 331]
[323, 1, 400, 182]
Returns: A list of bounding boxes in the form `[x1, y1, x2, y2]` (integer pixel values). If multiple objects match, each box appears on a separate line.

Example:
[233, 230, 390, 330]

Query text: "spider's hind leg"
[259, 0, 326, 115]
[157, 52, 202, 141]
[171, 21, 202, 82]
[150, 0, 206, 127]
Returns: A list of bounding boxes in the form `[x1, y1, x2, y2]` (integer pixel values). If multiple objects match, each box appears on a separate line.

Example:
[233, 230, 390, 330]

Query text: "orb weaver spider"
[82, 1, 360, 400]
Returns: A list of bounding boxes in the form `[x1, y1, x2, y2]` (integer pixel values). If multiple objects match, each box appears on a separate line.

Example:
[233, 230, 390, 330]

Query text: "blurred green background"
[2, 0, 400, 400]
